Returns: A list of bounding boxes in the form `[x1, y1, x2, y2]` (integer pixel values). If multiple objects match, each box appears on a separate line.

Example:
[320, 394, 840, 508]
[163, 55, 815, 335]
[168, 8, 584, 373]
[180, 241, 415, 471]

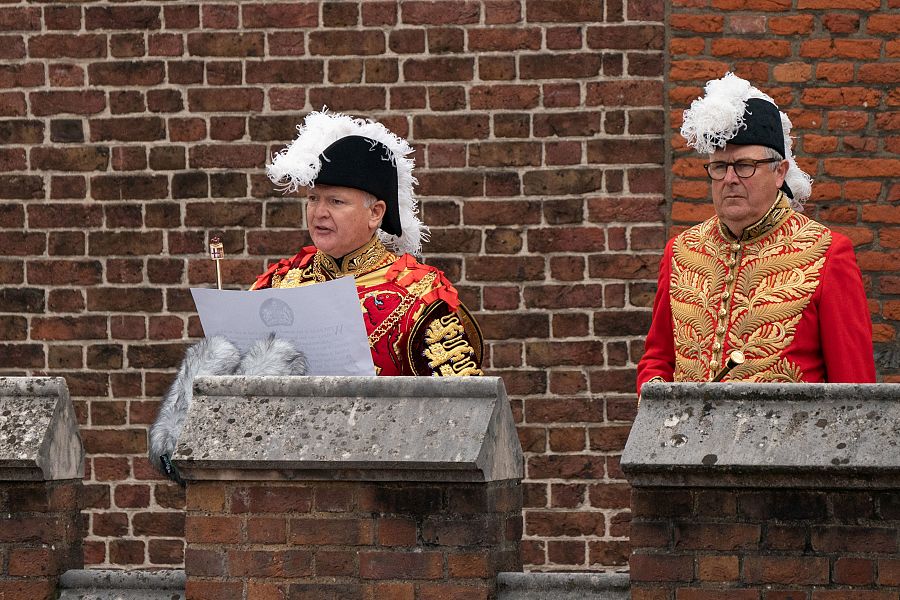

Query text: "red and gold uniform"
[251, 236, 484, 377]
[637, 192, 875, 391]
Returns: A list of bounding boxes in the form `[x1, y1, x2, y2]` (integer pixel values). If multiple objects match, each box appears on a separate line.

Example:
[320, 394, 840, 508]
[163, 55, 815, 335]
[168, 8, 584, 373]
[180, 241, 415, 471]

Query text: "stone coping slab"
[173, 375, 523, 482]
[0, 377, 84, 481]
[622, 382, 900, 488]
[56, 570, 630, 600]
[58, 569, 185, 600]
[497, 572, 630, 600]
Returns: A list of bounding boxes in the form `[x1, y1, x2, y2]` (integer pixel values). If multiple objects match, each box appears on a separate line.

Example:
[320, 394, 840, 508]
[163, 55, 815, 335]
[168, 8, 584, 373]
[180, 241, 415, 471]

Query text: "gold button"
[713, 342, 721, 351]
[722, 291, 730, 300]
[718, 308, 727, 317]
[731, 243, 740, 252]
[716, 326, 725, 335]
[725, 275, 734, 283]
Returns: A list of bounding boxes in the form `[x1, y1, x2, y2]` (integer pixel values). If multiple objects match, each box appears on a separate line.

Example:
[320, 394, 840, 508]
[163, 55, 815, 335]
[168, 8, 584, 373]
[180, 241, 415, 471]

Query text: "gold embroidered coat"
[637, 193, 875, 390]
[251, 237, 484, 377]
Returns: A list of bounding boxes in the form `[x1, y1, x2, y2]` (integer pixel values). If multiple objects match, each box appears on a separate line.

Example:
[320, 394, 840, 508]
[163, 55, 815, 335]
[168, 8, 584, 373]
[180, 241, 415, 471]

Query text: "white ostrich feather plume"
[267, 109, 428, 257]
[681, 72, 777, 154]
[779, 111, 812, 208]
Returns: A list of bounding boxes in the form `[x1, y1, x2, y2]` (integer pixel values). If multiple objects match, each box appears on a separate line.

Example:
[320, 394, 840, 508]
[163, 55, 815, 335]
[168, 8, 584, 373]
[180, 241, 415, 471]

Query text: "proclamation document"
[191, 277, 376, 376]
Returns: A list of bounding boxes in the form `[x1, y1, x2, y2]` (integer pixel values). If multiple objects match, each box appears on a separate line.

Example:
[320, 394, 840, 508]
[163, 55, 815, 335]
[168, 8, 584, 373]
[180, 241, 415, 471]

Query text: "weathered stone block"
[623, 382, 900, 488]
[0, 377, 83, 481]
[173, 376, 523, 483]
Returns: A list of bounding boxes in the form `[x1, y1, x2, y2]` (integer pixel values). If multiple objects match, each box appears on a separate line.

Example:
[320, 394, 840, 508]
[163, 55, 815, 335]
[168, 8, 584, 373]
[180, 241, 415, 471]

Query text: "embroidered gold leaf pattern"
[276, 263, 315, 289]
[671, 219, 726, 380]
[671, 299, 714, 343]
[670, 210, 831, 383]
[735, 357, 802, 382]
[729, 354, 780, 380]
[671, 310, 713, 381]
[737, 226, 829, 294]
[766, 360, 804, 382]
[729, 300, 807, 342]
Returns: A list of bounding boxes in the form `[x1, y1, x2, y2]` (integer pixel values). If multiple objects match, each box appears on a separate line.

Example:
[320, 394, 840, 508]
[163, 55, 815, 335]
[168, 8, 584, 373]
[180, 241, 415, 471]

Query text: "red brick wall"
[184, 479, 521, 600]
[0, 481, 83, 600]
[630, 486, 900, 598]
[0, 0, 663, 571]
[670, 1, 900, 382]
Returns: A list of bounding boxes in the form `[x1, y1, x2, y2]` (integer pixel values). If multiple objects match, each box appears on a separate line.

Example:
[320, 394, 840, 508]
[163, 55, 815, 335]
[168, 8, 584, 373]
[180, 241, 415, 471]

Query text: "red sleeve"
[817, 232, 876, 383]
[636, 239, 677, 393]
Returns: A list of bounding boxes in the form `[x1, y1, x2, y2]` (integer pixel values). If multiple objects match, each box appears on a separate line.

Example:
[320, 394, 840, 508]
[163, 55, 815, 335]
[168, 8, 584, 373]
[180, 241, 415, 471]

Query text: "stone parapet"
[174, 375, 523, 483]
[623, 382, 900, 488]
[0, 376, 84, 481]
[623, 382, 900, 598]
[58, 569, 186, 600]
[0, 377, 85, 600]
[175, 376, 523, 599]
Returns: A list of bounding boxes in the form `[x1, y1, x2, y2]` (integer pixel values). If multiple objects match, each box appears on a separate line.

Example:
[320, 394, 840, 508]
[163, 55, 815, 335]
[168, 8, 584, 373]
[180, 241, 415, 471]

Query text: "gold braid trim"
[273, 239, 394, 288]
[367, 272, 437, 348]
[313, 237, 393, 282]
[727, 218, 829, 381]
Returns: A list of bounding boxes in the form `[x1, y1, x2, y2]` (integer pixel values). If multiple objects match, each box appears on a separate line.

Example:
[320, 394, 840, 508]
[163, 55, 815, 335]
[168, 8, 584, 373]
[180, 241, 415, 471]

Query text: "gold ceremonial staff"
[712, 350, 745, 382]
[209, 237, 224, 290]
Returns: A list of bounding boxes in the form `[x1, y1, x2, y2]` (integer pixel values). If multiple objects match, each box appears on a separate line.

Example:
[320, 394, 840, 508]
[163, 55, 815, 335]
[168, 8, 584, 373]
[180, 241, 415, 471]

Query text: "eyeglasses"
[703, 158, 780, 180]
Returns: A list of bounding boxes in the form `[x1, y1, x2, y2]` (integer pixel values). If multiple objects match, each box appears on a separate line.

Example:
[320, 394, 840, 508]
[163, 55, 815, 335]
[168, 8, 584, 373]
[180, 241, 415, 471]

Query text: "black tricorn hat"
[314, 135, 402, 237]
[731, 98, 792, 198]
[730, 98, 786, 158]
[267, 110, 427, 255]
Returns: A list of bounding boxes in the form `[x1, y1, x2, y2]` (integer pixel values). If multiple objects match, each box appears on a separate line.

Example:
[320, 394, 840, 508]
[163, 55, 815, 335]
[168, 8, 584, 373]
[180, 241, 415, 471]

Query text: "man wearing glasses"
[637, 73, 875, 391]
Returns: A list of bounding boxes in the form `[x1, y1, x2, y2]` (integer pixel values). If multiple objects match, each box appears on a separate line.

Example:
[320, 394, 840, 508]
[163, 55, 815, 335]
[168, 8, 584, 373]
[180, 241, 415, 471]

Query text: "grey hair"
[361, 191, 378, 208]
[762, 146, 784, 170]
[763, 146, 805, 211]
[362, 191, 386, 230]
[306, 187, 380, 210]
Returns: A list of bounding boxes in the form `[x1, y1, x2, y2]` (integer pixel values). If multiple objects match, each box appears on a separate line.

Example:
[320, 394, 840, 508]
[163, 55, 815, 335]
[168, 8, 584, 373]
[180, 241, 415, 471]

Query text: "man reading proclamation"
[252, 110, 483, 378]
[150, 111, 483, 477]
[636, 73, 876, 393]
